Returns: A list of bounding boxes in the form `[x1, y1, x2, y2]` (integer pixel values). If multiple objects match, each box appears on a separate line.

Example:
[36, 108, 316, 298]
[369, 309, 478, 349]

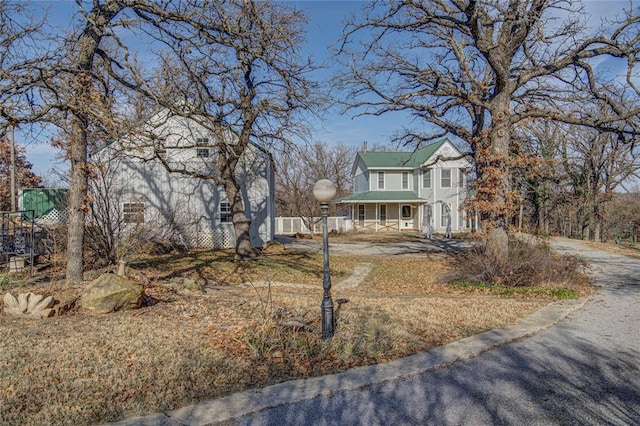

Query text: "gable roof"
[355, 139, 453, 171]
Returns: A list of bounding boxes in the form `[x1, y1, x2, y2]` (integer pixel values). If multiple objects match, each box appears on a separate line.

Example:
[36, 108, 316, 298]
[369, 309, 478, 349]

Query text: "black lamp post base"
[321, 295, 334, 339]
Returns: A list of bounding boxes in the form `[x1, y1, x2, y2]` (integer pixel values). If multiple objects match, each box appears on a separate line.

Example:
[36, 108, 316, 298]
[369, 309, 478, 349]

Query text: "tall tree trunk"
[593, 201, 602, 242]
[66, 111, 89, 283]
[65, 3, 122, 283]
[478, 99, 511, 266]
[229, 186, 254, 261]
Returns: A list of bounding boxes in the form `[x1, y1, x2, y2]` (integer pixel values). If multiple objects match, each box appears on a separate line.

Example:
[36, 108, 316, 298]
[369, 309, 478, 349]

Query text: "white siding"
[93, 113, 275, 248]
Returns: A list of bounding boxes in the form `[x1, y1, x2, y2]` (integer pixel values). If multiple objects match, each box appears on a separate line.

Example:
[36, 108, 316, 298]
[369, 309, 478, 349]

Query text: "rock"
[51, 290, 78, 316]
[164, 277, 205, 294]
[78, 273, 145, 314]
[3, 292, 55, 319]
[117, 259, 127, 276]
[179, 278, 205, 294]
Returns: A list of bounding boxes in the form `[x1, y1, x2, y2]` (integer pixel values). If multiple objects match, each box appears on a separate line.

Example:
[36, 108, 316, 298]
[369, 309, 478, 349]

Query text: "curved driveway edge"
[108, 296, 590, 426]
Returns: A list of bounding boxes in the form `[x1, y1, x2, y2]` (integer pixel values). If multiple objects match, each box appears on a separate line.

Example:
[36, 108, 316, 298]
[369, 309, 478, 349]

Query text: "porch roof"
[337, 191, 427, 204]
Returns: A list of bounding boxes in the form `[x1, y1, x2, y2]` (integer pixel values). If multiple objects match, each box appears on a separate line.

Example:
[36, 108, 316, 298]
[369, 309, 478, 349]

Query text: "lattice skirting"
[35, 209, 67, 226]
[186, 229, 234, 249]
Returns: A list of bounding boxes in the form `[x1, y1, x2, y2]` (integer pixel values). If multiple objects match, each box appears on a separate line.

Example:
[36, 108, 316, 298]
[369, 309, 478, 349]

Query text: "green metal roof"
[338, 191, 427, 203]
[357, 139, 450, 169]
[20, 188, 67, 219]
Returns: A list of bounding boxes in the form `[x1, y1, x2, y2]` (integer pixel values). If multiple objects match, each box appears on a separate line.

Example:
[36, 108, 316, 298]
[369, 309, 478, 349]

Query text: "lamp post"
[313, 178, 337, 339]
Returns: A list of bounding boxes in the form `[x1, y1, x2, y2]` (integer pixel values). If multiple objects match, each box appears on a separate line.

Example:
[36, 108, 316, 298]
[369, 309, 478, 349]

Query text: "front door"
[400, 204, 414, 229]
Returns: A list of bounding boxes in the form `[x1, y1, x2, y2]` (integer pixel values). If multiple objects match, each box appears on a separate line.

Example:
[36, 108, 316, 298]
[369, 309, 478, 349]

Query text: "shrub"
[452, 237, 588, 288]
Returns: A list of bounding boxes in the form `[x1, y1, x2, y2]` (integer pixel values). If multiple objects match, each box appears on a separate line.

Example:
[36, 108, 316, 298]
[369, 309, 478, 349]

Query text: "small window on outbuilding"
[123, 202, 145, 224]
[220, 202, 232, 223]
[196, 137, 210, 157]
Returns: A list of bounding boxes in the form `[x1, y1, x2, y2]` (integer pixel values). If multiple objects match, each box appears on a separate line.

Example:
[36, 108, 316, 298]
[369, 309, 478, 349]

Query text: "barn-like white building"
[92, 110, 275, 249]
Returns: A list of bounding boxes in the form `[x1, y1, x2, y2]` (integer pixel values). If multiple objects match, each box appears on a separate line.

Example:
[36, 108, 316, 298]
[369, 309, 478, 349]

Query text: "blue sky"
[17, 0, 636, 182]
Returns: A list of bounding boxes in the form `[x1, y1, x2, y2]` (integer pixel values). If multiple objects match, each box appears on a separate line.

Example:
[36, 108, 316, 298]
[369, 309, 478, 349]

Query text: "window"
[123, 202, 145, 224]
[423, 169, 432, 188]
[441, 203, 451, 227]
[402, 172, 409, 190]
[220, 202, 232, 223]
[441, 169, 451, 188]
[196, 137, 210, 157]
[379, 205, 387, 225]
[377, 171, 385, 189]
[459, 169, 466, 188]
[423, 204, 432, 223]
[401, 205, 412, 220]
[358, 204, 365, 226]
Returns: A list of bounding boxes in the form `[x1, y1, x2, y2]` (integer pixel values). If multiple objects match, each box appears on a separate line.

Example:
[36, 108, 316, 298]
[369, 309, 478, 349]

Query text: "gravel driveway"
[275, 234, 474, 256]
[112, 237, 640, 426]
[230, 237, 640, 425]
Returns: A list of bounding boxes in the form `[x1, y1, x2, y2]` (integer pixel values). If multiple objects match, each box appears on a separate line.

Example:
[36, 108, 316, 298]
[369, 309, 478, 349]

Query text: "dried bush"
[452, 237, 588, 288]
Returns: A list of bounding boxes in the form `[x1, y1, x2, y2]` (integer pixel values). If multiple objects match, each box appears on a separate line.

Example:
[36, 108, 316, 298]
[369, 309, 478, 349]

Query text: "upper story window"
[196, 137, 210, 158]
[422, 169, 431, 188]
[423, 168, 432, 188]
[441, 169, 452, 188]
[377, 171, 385, 189]
[402, 172, 409, 190]
[459, 169, 466, 188]
[220, 202, 232, 223]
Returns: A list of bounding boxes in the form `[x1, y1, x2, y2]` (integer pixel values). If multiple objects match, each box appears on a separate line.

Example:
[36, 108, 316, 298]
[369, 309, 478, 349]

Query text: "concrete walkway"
[109, 238, 640, 426]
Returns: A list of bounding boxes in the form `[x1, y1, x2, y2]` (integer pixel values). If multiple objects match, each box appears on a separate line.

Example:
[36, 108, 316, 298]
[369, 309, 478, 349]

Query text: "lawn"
[0, 236, 591, 425]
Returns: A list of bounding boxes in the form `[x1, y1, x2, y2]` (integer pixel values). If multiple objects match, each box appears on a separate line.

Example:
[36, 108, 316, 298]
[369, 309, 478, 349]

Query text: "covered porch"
[338, 191, 428, 232]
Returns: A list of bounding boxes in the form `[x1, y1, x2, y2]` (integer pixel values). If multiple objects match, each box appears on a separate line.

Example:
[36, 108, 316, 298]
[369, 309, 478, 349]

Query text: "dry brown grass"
[580, 240, 640, 259]
[0, 235, 591, 426]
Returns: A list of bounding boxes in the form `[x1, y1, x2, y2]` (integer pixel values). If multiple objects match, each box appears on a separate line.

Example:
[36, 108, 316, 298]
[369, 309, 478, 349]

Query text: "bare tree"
[0, 0, 50, 123]
[276, 142, 354, 232]
[559, 123, 639, 242]
[338, 0, 640, 264]
[2, 0, 317, 282]
[513, 121, 564, 234]
[106, 0, 320, 259]
[0, 133, 43, 211]
[606, 190, 640, 243]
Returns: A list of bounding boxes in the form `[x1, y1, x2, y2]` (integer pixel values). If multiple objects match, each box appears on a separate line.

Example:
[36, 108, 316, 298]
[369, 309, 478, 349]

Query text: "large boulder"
[79, 273, 144, 314]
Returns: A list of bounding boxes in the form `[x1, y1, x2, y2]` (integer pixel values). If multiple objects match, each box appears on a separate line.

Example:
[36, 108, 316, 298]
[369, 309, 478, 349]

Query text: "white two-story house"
[91, 109, 275, 249]
[339, 139, 473, 234]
